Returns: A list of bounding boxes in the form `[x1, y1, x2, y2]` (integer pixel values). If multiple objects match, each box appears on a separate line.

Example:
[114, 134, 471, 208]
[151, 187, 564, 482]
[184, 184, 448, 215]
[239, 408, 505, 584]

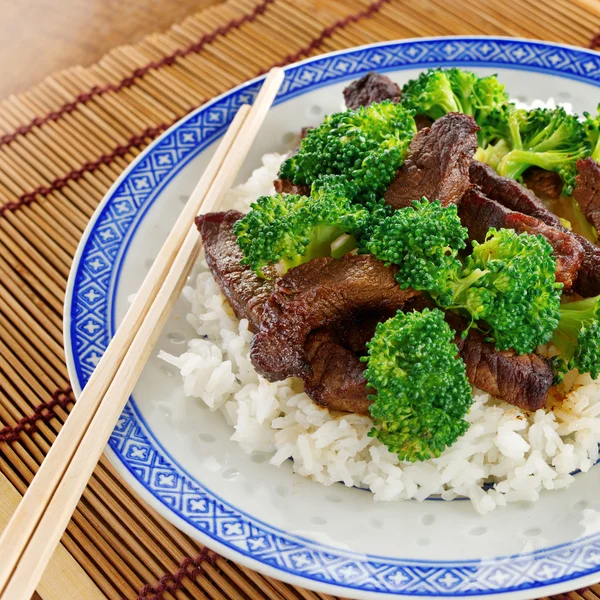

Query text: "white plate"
[64, 37, 600, 600]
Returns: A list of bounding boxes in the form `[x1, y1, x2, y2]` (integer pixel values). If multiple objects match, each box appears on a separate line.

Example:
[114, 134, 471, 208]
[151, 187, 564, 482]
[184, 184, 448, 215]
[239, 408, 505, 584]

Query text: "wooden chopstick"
[0, 67, 284, 600]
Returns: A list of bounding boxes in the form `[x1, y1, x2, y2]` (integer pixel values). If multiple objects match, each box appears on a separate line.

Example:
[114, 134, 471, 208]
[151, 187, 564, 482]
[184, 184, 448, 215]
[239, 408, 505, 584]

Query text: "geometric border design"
[66, 37, 600, 596]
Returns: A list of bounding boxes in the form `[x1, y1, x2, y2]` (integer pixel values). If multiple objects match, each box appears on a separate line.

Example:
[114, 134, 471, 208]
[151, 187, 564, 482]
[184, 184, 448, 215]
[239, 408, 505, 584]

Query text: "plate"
[64, 37, 600, 600]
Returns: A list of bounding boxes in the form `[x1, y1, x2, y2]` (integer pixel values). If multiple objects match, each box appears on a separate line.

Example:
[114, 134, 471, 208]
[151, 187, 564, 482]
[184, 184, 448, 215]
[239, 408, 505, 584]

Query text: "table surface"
[0, 0, 222, 99]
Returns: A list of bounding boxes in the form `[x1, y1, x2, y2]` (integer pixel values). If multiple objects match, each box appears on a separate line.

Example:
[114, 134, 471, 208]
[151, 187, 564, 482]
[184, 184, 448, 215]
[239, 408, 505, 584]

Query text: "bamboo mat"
[2, 0, 600, 599]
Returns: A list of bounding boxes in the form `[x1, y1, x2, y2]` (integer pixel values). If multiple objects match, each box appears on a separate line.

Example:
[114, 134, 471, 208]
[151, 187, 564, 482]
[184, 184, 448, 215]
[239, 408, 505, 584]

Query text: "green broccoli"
[364, 308, 472, 462]
[495, 107, 589, 195]
[401, 69, 462, 120]
[450, 228, 562, 354]
[583, 104, 600, 162]
[233, 176, 367, 277]
[401, 68, 510, 147]
[278, 101, 416, 205]
[365, 199, 466, 302]
[364, 201, 562, 354]
[551, 296, 600, 383]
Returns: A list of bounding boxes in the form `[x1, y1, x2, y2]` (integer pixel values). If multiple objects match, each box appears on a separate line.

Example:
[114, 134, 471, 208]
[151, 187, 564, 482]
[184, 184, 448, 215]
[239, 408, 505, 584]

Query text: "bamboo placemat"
[2, 0, 600, 598]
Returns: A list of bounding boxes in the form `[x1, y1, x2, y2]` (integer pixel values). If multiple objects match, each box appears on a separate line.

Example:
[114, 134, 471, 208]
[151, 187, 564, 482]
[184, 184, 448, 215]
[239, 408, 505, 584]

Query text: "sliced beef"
[469, 160, 600, 297]
[522, 167, 563, 200]
[469, 161, 562, 227]
[273, 178, 310, 196]
[384, 113, 479, 210]
[195, 211, 275, 331]
[454, 327, 553, 412]
[250, 254, 419, 382]
[414, 114, 434, 131]
[574, 241, 600, 297]
[574, 157, 600, 234]
[343, 72, 401, 110]
[303, 328, 372, 414]
[459, 188, 584, 292]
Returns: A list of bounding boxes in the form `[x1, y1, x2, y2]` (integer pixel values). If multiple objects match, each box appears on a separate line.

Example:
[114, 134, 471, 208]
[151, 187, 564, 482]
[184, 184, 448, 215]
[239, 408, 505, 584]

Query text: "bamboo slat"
[0, 0, 599, 598]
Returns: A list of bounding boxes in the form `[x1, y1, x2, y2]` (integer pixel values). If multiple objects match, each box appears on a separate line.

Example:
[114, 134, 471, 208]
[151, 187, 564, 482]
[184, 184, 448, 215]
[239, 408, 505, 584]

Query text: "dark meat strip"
[469, 160, 600, 297]
[574, 157, 600, 234]
[454, 326, 553, 412]
[384, 113, 479, 210]
[273, 178, 310, 196]
[250, 254, 419, 382]
[304, 328, 372, 414]
[303, 311, 399, 414]
[458, 188, 584, 292]
[522, 167, 563, 200]
[414, 114, 434, 131]
[343, 72, 401, 110]
[469, 161, 562, 227]
[195, 211, 274, 332]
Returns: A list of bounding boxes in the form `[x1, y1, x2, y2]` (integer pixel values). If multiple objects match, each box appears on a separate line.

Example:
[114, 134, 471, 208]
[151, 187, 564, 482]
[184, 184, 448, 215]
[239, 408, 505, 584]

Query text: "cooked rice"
[160, 132, 599, 516]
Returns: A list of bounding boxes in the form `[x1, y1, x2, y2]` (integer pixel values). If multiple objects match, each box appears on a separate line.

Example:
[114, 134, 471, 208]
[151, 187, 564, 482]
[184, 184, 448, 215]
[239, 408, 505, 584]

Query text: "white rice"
[160, 144, 600, 515]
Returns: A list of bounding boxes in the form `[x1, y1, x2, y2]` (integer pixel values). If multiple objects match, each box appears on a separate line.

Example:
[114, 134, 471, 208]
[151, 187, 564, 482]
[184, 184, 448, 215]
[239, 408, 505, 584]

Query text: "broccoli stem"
[281, 224, 347, 271]
[497, 149, 575, 181]
[330, 233, 358, 258]
[447, 268, 489, 304]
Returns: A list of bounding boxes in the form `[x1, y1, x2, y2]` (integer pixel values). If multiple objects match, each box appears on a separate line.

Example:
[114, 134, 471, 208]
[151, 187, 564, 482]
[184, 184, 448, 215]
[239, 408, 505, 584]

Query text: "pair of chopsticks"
[0, 67, 285, 600]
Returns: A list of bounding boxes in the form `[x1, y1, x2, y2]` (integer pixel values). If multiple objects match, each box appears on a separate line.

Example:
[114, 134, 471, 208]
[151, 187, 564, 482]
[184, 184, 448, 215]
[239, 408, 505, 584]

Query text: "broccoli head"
[365, 199, 467, 302]
[234, 176, 368, 277]
[278, 101, 416, 205]
[401, 69, 462, 120]
[551, 296, 600, 382]
[401, 67, 510, 147]
[496, 107, 590, 195]
[364, 308, 472, 462]
[450, 228, 563, 354]
[583, 104, 600, 162]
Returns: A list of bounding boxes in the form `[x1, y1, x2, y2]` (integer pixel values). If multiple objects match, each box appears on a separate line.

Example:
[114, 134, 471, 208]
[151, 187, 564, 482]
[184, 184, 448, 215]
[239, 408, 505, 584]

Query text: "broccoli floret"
[551, 296, 600, 382]
[583, 104, 600, 162]
[234, 176, 368, 276]
[279, 101, 416, 205]
[450, 228, 562, 354]
[496, 107, 590, 195]
[364, 308, 472, 462]
[365, 199, 466, 302]
[401, 68, 510, 147]
[401, 69, 462, 120]
[364, 201, 562, 354]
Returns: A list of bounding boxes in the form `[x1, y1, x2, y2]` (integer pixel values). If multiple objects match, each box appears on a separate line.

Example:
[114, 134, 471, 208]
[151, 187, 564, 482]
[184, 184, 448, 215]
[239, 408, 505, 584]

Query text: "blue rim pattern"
[67, 38, 600, 596]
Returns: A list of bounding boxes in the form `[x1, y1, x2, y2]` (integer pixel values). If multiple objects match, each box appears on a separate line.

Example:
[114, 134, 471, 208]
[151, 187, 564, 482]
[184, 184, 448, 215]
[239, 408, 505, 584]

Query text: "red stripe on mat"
[0, 0, 275, 149]
[134, 548, 218, 600]
[1, 0, 389, 217]
[0, 124, 169, 215]
[590, 32, 600, 48]
[0, 387, 74, 444]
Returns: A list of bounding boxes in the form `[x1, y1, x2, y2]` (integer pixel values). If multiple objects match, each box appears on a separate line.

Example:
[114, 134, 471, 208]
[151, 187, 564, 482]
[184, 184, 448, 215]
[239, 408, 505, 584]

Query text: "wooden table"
[0, 0, 222, 99]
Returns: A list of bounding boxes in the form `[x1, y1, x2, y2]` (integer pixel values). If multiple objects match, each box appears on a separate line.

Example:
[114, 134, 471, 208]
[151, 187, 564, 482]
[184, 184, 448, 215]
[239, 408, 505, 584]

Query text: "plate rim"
[63, 35, 600, 600]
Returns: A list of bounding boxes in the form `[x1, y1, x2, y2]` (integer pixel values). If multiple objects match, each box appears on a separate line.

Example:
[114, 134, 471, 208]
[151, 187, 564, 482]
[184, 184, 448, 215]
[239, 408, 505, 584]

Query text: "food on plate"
[233, 177, 368, 277]
[161, 68, 600, 513]
[383, 112, 479, 209]
[364, 308, 472, 462]
[458, 188, 584, 292]
[343, 71, 401, 110]
[278, 100, 415, 205]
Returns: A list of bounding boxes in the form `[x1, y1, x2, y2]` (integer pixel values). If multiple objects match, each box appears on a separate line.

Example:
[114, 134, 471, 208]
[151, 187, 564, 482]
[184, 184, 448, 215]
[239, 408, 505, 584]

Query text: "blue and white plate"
[65, 37, 600, 600]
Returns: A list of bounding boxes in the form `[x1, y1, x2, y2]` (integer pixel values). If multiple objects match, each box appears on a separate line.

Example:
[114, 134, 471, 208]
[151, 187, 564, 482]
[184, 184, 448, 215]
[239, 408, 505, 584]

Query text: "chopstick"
[0, 67, 284, 600]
